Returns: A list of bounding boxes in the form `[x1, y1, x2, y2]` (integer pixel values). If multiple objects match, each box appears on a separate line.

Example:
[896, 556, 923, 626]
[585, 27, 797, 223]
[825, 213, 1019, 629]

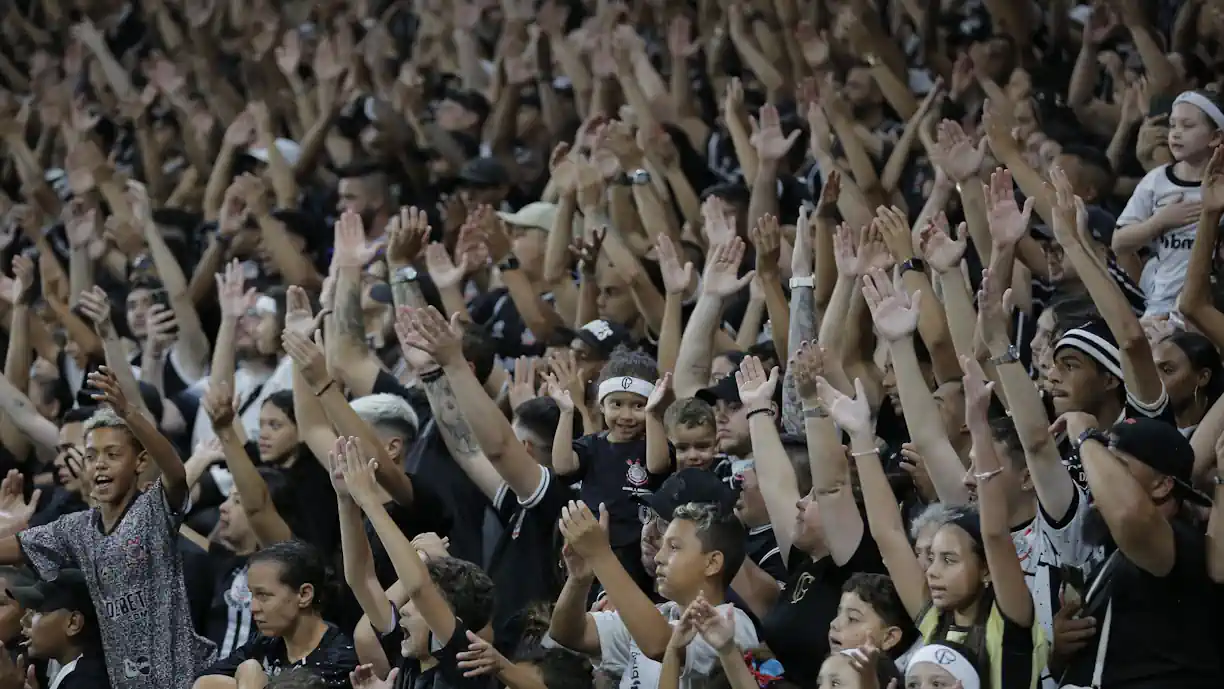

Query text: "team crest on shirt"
[124, 537, 147, 565]
[626, 459, 648, 487]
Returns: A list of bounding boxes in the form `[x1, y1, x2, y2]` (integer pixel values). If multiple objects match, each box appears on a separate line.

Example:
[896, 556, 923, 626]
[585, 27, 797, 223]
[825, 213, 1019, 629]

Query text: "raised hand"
[412, 532, 451, 562]
[862, 267, 921, 342]
[983, 168, 1034, 248]
[689, 593, 737, 653]
[791, 205, 815, 278]
[1201, 145, 1224, 213]
[751, 214, 782, 278]
[335, 436, 382, 510]
[558, 500, 611, 560]
[733, 355, 779, 412]
[350, 664, 398, 689]
[832, 223, 860, 277]
[386, 206, 430, 268]
[656, 235, 695, 295]
[145, 304, 179, 358]
[788, 340, 825, 405]
[855, 223, 895, 276]
[701, 238, 755, 298]
[215, 259, 256, 320]
[397, 307, 465, 367]
[816, 376, 873, 439]
[1047, 165, 1081, 250]
[0, 470, 40, 531]
[898, 443, 938, 503]
[917, 213, 967, 274]
[569, 227, 607, 276]
[456, 630, 508, 678]
[62, 201, 97, 250]
[87, 366, 131, 417]
[701, 196, 737, 247]
[873, 205, 914, 263]
[76, 286, 113, 334]
[546, 351, 585, 409]
[667, 15, 700, 58]
[667, 602, 699, 650]
[750, 104, 801, 161]
[930, 120, 986, 183]
[960, 355, 995, 424]
[815, 169, 841, 219]
[202, 380, 238, 429]
[509, 357, 538, 411]
[283, 285, 327, 337]
[281, 329, 330, 389]
[333, 210, 376, 269]
[645, 372, 673, 417]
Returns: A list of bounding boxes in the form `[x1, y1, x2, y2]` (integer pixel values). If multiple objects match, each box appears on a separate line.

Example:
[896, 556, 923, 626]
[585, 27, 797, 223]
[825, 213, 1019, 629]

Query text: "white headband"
[597, 376, 656, 404]
[1174, 91, 1224, 131]
[906, 644, 980, 689]
[252, 295, 278, 317]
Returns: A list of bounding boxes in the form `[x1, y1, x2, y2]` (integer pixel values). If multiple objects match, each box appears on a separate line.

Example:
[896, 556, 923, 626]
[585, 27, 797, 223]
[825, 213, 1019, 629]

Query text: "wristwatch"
[627, 169, 652, 186]
[391, 266, 419, 284]
[987, 344, 1020, 366]
[789, 275, 815, 289]
[1074, 428, 1110, 451]
[900, 257, 927, 275]
[498, 255, 521, 272]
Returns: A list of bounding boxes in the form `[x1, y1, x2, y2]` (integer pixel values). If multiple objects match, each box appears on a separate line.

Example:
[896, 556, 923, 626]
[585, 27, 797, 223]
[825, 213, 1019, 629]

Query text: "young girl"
[818, 641, 980, 689]
[1113, 90, 1224, 316]
[550, 346, 671, 594]
[192, 540, 358, 688]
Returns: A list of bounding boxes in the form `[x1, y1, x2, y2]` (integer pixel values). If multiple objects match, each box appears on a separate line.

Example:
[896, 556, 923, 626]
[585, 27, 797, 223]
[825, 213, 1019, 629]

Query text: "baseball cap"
[8, 569, 93, 617]
[570, 319, 633, 359]
[640, 468, 737, 520]
[497, 202, 559, 232]
[458, 157, 509, 188]
[1110, 417, 1211, 507]
[696, 373, 741, 406]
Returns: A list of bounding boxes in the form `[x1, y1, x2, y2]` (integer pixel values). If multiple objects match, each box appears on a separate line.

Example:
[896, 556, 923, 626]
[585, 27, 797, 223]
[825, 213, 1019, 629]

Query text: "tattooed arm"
[781, 208, 820, 434]
[328, 262, 384, 397]
[416, 372, 504, 501]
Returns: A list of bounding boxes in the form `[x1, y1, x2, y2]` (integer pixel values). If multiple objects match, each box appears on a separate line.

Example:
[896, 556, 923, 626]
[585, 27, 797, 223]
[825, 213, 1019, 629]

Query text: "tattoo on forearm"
[336, 280, 365, 342]
[421, 375, 482, 458]
[391, 280, 428, 310]
[782, 288, 818, 435]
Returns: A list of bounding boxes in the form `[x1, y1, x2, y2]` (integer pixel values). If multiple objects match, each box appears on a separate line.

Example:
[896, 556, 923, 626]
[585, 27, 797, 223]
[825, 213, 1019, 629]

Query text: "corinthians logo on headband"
[597, 376, 656, 403]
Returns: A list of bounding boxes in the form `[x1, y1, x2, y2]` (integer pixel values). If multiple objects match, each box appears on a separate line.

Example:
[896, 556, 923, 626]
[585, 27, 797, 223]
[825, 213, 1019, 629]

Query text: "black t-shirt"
[488, 468, 575, 645]
[469, 287, 547, 362]
[203, 544, 254, 658]
[1061, 518, 1223, 688]
[390, 619, 494, 689]
[367, 486, 454, 590]
[179, 536, 214, 635]
[200, 623, 358, 686]
[565, 433, 669, 547]
[1057, 391, 1177, 495]
[760, 535, 886, 686]
[278, 445, 342, 555]
[28, 488, 88, 528]
[52, 650, 112, 689]
[746, 524, 786, 581]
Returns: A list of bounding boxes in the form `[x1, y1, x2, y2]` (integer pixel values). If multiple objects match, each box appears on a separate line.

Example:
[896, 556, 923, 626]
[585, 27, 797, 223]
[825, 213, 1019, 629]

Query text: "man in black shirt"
[10, 569, 112, 689]
[1055, 416, 1221, 688]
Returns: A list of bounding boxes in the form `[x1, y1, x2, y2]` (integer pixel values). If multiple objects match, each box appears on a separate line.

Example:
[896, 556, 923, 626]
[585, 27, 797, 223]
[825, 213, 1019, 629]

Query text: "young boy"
[550, 348, 671, 594]
[654, 397, 720, 472]
[11, 569, 111, 689]
[549, 501, 758, 689]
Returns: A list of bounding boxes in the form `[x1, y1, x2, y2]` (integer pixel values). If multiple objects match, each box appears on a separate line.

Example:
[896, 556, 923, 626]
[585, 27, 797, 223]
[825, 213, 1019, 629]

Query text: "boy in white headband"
[549, 346, 671, 594]
[1113, 89, 1224, 316]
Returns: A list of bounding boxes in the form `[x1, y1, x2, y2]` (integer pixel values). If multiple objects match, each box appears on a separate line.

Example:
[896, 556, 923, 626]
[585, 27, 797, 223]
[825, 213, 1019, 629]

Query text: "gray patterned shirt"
[18, 478, 217, 689]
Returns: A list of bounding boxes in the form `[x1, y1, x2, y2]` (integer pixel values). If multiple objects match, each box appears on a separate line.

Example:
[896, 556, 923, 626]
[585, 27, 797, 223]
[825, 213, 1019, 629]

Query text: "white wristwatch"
[789, 276, 815, 289]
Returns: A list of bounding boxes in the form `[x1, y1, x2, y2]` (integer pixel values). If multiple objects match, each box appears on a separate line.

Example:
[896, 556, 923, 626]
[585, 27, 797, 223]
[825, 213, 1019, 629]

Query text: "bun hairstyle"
[248, 540, 333, 610]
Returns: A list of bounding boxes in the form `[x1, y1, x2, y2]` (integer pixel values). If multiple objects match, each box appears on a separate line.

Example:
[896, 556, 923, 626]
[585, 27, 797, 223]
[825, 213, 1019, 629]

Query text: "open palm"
[862, 269, 920, 342]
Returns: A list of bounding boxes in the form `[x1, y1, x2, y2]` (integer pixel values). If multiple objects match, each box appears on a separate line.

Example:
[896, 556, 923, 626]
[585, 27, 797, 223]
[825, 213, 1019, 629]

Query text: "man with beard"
[337, 163, 394, 241]
[1050, 415, 1220, 689]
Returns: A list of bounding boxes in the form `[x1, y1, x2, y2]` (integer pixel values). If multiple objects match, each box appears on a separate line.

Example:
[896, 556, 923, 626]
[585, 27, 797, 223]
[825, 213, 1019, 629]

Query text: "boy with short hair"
[549, 501, 757, 689]
[657, 398, 720, 472]
[11, 569, 111, 689]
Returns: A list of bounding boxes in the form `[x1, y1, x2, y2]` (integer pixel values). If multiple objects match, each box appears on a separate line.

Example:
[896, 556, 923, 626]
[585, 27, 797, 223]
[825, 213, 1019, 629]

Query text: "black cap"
[1110, 417, 1211, 507]
[640, 469, 737, 520]
[570, 319, 632, 359]
[8, 569, 93, 617]
[443, 89, 492, 124]
[458, 157, 510, 188]
[695, 373, 741, 406]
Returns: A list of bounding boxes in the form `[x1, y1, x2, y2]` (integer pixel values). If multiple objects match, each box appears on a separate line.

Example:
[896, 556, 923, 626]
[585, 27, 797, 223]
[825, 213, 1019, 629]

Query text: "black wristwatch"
[1074, 428, 1110, 451]
[988, 344, 1020, 366]
[900, 257, 927, 275]
[498, 255, 521, 272]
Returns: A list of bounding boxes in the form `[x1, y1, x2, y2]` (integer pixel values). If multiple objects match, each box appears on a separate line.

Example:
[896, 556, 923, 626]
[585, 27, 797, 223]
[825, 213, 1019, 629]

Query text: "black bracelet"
[746, 407, 775, 420]
[419, 368, 445, 383]
[312, 379, 335, 396]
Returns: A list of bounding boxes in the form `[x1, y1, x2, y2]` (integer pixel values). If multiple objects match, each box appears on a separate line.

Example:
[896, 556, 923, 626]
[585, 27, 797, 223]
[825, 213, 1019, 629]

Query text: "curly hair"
[427, 556, 496, 632]
[597, 345, 658, 384]
[841, 573, 918, 657]
[663, 397, 716, 432]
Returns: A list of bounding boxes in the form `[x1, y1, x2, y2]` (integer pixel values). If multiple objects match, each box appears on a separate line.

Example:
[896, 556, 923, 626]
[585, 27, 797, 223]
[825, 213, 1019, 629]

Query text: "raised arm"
[781, 204, 822, 434]
[88, 367, 188, 508]
[1050, 166, 1165, 409]
[962, 356, 1034, 627]
[77, 287, 152, 421]
[1176, 146, 1224, 349]
[674, 236, 755, 397]
[737, 358, 802, 561]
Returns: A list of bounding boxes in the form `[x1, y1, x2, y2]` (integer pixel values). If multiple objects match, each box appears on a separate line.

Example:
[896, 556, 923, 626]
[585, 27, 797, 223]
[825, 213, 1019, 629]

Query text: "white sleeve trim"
[518, 465, 551, 509]
[1126, 384, 1168, 415]
[493, 482, 511, 511]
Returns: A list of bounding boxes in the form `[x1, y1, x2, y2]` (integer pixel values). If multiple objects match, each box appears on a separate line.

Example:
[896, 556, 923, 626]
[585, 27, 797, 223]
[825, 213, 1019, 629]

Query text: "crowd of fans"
[0, 0, 1221, 688]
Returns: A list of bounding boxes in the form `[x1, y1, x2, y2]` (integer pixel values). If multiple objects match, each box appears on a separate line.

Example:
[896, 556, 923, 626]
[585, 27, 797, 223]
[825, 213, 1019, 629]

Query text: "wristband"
[745, 407, 775, 420]
[1074, 428, 1110, 450]
[789, 276, 815, 289]
[849, 449, 879, 459]
[418, 368, 445, 383]
[973, 467, 1005, 483]
[802, 406, 828, 419]
[900, 257, 927, 275]
[311, 379, 335, 396]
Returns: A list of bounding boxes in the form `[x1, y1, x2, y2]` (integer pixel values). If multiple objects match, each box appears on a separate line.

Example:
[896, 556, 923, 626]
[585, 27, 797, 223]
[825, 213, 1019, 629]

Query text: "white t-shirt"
[189, 356, 294, 447]
[1116, 165, 1201, 316]
[591, 601, 758, 689]
[1012, 483, 1097, 689]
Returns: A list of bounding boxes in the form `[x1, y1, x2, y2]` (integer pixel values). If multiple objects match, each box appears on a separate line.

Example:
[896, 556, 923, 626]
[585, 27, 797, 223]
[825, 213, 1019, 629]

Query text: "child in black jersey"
[549, 347, 671, 594]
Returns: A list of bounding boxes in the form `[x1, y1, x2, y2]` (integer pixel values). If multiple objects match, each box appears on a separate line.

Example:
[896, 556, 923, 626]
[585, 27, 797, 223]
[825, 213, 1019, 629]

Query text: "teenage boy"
[549, 500, 758, 689]
[0, 368, 216, 689]
[11, 569, 111, 688]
